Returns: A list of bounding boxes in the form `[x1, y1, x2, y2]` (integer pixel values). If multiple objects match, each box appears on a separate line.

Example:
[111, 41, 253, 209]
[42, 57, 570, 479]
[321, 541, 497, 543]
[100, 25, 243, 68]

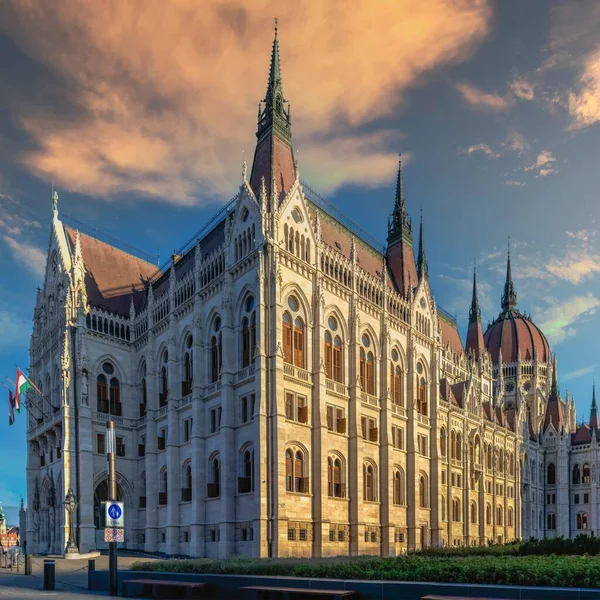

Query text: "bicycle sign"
[105, 502, 124, 528]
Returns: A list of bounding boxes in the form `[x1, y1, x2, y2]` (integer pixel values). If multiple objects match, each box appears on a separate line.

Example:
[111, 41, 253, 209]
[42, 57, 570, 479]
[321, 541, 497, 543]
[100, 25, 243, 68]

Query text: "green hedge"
[132, 554, 600, 588]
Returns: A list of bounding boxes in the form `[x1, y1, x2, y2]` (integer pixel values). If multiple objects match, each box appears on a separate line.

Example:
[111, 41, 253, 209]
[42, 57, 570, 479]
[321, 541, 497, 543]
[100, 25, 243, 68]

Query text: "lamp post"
[64, 488, 78, 554]
[106, 420, 118, 596]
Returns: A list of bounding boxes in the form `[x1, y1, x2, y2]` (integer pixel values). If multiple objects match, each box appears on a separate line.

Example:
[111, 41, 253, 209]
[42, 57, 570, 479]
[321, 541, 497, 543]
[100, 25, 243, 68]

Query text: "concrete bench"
[242, 585, 359, 599]
[122, 578, 209, 599]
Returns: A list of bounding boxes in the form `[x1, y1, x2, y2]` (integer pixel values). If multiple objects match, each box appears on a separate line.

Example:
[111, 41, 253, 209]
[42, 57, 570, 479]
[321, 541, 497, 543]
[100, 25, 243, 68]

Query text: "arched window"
[452, 498, 461, 522]
[333, 336, 342, 383]
[471, 501, 477, 524]
[182, 335, 193, 396]
[140, 376, 147, 417]
[327, 456, 344, 498]
[366, 352, 375, 394]
[486, 503, 492, 525]
[285, 449, 293, 491]
[573, 464, 581, 484]
[577, 512, 588, 530]
[160, 366, 168, 407]
[441, 496, 446, 521]
[583, 463, 591, 484]
[497, 505, 503, 526]
[440, 427, 447, 457]
[97, 374, 108, 413]
[109, 377, 121, 416]
[547, 512, 556, 530]
[455, 433, 462, 463]
[242, 317, 250, 367]
[391, 350, 402, 406]
[417, 376, 427, 416]
[210, 334, 222, 382]
[239, 449, 254, 493]
[360, 348, 366, 392]
[282, 312, 293, 364]
[508, 507, 514, 527]
[159, 469, 168, 505]
[547, 463, 556, 485]
[208, 455, 220, 498]
[364, 463, 376, 502]
[324, 331, 333, 379]
[250, 312, 256, 363]
[393, 468, 405, 505]
[419, 473, 428, 508]
[294, 450, 307, 493]
[293, 317, 305, 368]
[181, 463, 192, 501]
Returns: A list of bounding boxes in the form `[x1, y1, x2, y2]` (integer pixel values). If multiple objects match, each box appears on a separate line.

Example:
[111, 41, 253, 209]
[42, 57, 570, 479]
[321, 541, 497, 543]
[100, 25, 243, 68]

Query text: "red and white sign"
[104, 528, 124, 543]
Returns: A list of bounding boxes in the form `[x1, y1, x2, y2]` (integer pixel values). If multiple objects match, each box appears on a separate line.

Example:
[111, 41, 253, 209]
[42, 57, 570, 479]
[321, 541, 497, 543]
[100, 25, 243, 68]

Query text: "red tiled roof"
[573, 423, 592, 444]
[495, 406, 505, 427]
[505, 408, 516, 432]
[484, 311, 550, 364]
[249, 134, 296, 208]
[465, 319, 485, 360]
[387, 240, 418, 296]
[65, 227, 157, 316]
[543, 398, 565, 432]
[450, 381, 467, 408]
[439, 316, 464, 355]
[482, 401, 493, 421]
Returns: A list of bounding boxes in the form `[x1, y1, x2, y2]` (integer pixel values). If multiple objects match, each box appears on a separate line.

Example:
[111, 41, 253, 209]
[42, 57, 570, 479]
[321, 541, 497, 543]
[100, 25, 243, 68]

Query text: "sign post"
[106, 420, 119, 597]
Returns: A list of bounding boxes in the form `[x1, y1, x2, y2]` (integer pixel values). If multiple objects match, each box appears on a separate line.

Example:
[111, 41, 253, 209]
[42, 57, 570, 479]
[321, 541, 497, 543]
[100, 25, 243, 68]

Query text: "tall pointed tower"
[249, 21, 296, 208]
[590, 381, 598, 430]
[386, 157, 417, 296]
[416, 214, 428, 282]
[465, 267, 485, 360]
[501, 245, 517, 313]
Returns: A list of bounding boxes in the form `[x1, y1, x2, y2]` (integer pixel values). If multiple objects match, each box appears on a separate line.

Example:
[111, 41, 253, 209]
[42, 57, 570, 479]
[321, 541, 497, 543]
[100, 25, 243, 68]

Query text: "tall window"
[210, 317, 222, 383]
[285, 448, 308, 493]
[283, 296, 305, 369]
[497, 505, 503, 526]
[547, 463, 556, 485]
[327, 457, 344, 498]
[182, 335, 193, 396]
[324, 316, 343, 383]
[573, 464, 581, 484]
[140, 370, 147, 418]
[441, 496, 446, 521]
[208, 455, 220, 498]
[325, 331, 333, 379]
[452, 498, 461, 521]
[359, 334, 375, 395]
[417, 376, 427, 416]
[419, 473, 428, 508]
[109, 377, 121, 416]
[283, 312, 293, 363]
[159, 350, 168, 407]
[455, 433, 462, 462]
[241, 296, 256, 368]
[390, 349, 402, 406]
[508, 507, 514, 527]
[577, 512, 588, 530]
[393, 469, 405, 505]
[97, 374, 108, 413]
[471, 501, 477, 524]
[239, 448, 254, 493]
[547, 512, 556, 530]
[293, 317, 305, 368]
[486, 503, 492, 525]
[364, 463, 376, 502]
[440, 427, 447, 458]
[583, 463, 591, 484]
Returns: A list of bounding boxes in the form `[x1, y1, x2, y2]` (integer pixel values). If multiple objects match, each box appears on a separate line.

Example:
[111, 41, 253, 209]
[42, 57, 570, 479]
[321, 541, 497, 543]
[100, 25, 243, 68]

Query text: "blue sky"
[0, 0, 599, 516]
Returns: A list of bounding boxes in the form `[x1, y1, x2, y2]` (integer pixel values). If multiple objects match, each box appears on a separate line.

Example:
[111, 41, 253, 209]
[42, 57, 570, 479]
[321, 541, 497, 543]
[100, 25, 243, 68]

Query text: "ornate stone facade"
[26, 28, 596, 558]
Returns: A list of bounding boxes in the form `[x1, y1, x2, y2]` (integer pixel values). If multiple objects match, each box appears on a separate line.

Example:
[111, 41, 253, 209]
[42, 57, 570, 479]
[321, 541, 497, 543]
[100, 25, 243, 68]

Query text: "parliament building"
[26, 28, 598, 558]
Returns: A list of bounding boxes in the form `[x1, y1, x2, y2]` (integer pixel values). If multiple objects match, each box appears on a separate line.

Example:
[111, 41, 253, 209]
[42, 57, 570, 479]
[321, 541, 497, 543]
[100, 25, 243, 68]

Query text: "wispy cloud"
[0, 0, 493, 205]
[505, 179, 527, 186]
[456, 82, 515, 112]
[562, 364, 597, 382]
[510, 78, 536, 101]
[568, 46, 600, 129]
[2, 235, 46, 279]
[525, 150, 558, 176]
[536, 294, 599, 345]
[463, 143, 501, 158]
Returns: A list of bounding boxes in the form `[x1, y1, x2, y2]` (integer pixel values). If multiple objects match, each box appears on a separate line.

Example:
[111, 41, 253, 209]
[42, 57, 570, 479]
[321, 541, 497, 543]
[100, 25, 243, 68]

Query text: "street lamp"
[106, 420, 118, 596]
[64, 488, 78, 554]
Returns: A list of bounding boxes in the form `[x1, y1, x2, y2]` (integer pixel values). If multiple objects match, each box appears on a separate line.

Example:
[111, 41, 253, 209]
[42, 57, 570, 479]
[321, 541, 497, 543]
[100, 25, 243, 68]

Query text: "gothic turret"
[501, 244, 517, 313]
[386, 156, 417, 297]
[417, 215, 428, 281]
[544, 355, 564, 432]
[590, 381, 598, 430]
[249, 20, 296, 208]
[465, 267, 485, 360]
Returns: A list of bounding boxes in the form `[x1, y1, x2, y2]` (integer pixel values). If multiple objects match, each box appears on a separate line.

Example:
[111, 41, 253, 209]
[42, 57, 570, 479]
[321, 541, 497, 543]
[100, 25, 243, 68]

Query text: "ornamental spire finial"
[417, 211, 428, 281]
[501, 237, 517, 312]
[469, 262, 482, 323]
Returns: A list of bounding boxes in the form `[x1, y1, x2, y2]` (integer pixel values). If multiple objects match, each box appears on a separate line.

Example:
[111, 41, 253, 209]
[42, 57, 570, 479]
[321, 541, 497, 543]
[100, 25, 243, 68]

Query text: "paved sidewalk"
[0, 554, 158, 599]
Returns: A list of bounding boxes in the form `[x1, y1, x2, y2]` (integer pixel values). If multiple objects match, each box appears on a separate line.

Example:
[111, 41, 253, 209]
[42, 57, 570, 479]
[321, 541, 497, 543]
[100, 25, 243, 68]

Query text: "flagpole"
[2, 381, 48, 420]
[8, 375, 52, 417]
[14, 367, 57, 413]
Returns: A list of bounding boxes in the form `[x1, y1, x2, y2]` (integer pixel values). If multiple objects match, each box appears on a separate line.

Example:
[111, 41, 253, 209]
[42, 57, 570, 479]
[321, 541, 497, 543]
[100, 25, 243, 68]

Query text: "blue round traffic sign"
[108, 503, 122, 520]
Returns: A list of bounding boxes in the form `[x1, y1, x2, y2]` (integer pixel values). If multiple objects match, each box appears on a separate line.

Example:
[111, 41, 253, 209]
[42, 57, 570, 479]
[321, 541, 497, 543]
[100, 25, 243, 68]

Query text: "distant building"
[0, 505, 19, 549]
[26, 27, 596, 558]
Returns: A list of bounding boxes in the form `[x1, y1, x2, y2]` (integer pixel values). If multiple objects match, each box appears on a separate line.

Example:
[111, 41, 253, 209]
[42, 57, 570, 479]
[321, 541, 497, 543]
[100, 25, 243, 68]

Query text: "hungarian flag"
[15, 369, 31, 413]
[8, 390, 15, 426]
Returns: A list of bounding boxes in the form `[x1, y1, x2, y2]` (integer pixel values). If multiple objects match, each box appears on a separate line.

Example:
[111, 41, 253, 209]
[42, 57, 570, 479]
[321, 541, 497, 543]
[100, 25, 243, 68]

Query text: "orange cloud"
[568, 47, 600, 129]
[2, 0, 492, 205]
[456, 82, 514, 112]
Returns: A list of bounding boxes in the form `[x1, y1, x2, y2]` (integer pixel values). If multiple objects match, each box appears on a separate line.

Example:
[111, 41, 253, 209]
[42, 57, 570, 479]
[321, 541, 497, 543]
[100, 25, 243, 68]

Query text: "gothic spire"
[590, 380, 598, 429]
[417, 213, 428, 281]
[549, 354, 559, 402]
[387, 155, 412, 245]
[249, 21, 295, 208]
[501, 240, 517, 313]
[469, 265, 481, 324]
[465, 264, 485, 360]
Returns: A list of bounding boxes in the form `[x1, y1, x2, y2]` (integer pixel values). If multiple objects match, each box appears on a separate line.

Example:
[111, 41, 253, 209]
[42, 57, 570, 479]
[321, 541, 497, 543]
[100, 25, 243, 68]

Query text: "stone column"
[166, 334, 181, 554]
[144, 349, 158, 553]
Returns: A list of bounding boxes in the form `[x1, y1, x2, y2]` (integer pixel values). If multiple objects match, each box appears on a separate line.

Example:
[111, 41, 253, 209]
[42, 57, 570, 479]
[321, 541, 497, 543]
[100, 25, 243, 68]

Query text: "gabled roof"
[65, 226, 157, 316]
[439, 313, 464, 355]
[572, 423, 592, 444]
[505, 408, 516, 432]
[450, 381, 468, 408]
[482, 400, 493, 421]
